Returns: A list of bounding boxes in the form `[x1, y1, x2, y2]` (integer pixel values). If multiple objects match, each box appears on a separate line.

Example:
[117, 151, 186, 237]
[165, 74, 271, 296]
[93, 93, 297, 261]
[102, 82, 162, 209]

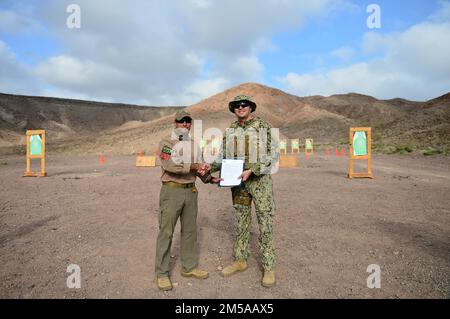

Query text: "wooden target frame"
[348, 127, 373, 179]
[291, 139, 300, 153]
[24, 130, 47, 177]
[279, 139, 287, 155]
[305, 138, 314, 155]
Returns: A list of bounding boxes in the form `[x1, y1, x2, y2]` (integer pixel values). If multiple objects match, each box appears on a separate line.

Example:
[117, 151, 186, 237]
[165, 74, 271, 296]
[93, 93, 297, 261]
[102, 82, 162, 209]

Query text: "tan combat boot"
[181, 268, 209, 279]
[261, 270, 275, 287]
[157, 277, 173, 291]
[222, 260, 248, 277]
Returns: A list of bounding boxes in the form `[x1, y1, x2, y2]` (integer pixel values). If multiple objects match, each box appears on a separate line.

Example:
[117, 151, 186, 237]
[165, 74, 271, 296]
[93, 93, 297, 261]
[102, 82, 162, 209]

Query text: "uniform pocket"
[158, 186, 169, 228]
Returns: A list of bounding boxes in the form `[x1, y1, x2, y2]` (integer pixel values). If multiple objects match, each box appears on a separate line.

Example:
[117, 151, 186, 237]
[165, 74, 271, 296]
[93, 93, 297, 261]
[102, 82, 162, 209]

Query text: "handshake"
[190, 162, 211, 176]
[190, 162, 223, 184]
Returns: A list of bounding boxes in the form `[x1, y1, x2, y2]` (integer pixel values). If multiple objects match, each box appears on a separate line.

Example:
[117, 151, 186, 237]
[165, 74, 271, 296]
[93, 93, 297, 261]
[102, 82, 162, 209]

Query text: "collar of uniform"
[170, 135, 191, 141]
[236, 116, 256, 128]
[171, 129, 191, 141]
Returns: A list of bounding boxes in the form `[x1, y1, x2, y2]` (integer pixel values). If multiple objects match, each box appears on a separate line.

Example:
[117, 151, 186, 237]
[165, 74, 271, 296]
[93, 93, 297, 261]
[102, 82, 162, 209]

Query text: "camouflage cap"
[228, 95, 257, 113]
[174, 109, 192, 121]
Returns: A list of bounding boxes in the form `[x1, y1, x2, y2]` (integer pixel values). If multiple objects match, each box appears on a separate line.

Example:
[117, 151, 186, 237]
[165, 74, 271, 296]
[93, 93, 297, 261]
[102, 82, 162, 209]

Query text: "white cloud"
[163, 78, 230, 105]
[176, 0, 334, 56]
[223, 56, 264, 83]
[279, 4, 450, 101]
[0, 41, 40, 94]
[33, 0, 207, 104]
[430, 0, 450, 22]
[364, 22, 450, 81]
[279, 63, 429, 99]
[24, 0, 336, 104]
[0, 7, 42, 34]
[36, 56, 116, 87]
[2, 0, 367, 104]
[189, 0, 213, 9]
[331, 46, 355, 62]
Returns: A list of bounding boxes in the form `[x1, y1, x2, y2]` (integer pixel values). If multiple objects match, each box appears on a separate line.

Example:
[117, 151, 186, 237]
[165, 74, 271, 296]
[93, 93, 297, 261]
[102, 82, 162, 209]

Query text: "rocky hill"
[0, 83, 448, 155]
[0, 93, 183, 151]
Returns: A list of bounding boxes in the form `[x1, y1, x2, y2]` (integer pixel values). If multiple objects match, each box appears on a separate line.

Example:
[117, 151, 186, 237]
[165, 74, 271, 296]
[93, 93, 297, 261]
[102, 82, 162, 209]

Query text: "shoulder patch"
[161, 145, 173, 155]
[160, 145, 173, 160]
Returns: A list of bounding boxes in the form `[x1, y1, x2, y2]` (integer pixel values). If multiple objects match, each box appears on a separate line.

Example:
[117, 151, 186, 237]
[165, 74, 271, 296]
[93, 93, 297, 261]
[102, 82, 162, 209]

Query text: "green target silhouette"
[353, 131, 367, 156]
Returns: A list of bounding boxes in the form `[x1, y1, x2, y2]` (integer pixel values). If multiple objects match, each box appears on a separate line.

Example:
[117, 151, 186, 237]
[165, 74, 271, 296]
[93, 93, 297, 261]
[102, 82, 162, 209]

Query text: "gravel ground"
[0, 153, 449, 298]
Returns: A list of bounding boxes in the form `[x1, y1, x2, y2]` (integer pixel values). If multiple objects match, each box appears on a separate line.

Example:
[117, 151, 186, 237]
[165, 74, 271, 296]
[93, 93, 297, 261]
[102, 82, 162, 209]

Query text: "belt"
[163, 181, 195, 189]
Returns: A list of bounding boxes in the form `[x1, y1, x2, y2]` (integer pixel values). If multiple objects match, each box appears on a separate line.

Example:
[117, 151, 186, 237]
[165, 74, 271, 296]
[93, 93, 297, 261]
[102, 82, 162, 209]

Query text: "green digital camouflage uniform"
[211, 116, 277, 271]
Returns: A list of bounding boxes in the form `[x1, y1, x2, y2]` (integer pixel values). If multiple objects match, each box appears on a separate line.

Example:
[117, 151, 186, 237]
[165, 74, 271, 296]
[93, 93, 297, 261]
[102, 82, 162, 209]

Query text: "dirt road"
[0, 153, 449, 298]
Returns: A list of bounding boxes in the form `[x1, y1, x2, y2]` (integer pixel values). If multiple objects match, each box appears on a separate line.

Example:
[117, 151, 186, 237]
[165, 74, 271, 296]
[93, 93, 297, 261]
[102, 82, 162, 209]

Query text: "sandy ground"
[0, 153, 449, 299]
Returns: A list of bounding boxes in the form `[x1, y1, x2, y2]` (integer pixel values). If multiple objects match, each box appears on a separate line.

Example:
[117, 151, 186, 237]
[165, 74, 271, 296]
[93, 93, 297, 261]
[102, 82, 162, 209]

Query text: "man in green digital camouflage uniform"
[155, 110, 220, 291]
[211, 95, 277, 287]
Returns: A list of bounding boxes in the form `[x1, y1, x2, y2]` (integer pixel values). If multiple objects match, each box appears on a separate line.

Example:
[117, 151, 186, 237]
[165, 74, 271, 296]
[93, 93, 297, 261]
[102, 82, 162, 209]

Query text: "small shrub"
[386, 145, 414, 155]
[422, 147, 443, 156]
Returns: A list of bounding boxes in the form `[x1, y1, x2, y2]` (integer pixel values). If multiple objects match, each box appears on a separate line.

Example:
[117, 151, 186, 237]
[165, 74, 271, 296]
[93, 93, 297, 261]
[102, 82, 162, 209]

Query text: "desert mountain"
[381, 92, 450, 151]
[0, 93, 183, 150]
[0, 83, 449, 155]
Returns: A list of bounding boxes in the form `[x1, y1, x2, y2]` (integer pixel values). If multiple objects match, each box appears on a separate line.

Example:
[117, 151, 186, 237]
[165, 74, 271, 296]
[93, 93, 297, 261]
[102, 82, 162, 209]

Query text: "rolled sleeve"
[248, 163, 262, 176]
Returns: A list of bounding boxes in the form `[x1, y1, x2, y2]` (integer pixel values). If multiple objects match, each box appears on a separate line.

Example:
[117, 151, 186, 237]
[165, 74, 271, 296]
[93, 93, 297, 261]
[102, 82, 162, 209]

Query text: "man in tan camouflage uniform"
[155, 110, 220, 291]
[211, 95, 277, 287]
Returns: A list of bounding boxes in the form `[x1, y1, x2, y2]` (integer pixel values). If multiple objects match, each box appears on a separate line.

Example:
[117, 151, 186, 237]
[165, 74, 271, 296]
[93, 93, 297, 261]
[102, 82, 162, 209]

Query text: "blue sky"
[263, 0, 441, 75]
[1, 0, 449, 105]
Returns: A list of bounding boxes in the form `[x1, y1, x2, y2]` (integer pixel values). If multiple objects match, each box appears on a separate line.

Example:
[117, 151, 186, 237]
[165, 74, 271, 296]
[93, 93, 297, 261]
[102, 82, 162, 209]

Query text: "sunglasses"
[176, 117, 192, 124]
[233, 102, 250, 110]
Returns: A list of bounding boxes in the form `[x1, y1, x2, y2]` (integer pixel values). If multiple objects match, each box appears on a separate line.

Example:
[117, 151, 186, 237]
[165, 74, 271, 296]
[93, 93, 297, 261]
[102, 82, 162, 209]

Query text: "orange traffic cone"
[100, 152, 105, 164]
[153, 147, 158, 157]
[335, 148, 339, 157]
[326, 148, 330, 156]
[305, 152, 309, 160]
[139, 150, 144, 157]
[340, 149, 345, 156]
